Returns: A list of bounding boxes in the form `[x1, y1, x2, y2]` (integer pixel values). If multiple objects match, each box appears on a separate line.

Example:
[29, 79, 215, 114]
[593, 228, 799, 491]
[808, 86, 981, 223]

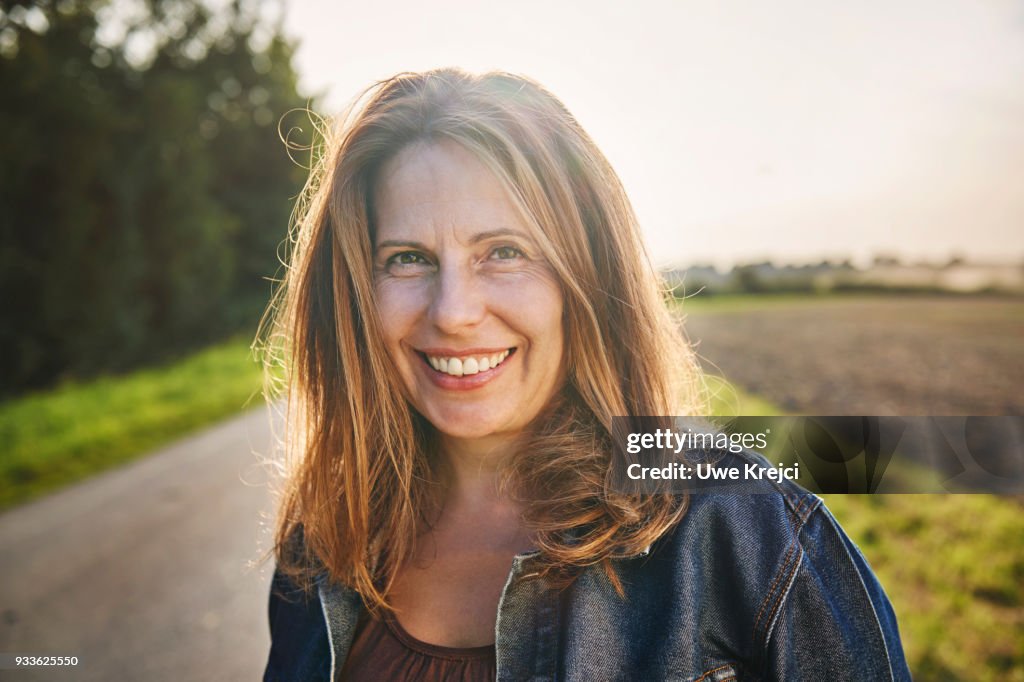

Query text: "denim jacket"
[264, 449, 911, 681]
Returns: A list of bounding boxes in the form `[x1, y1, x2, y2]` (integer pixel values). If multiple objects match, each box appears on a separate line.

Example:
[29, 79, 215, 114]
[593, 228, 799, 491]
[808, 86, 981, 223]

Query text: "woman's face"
[372, 141, 565, 445]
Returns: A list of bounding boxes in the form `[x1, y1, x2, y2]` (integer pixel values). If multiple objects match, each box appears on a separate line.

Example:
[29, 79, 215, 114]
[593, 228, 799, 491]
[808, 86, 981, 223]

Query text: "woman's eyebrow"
[375, 239, 427, 251]
[468, 228, 529, 244]
[375, 229, 529, 251]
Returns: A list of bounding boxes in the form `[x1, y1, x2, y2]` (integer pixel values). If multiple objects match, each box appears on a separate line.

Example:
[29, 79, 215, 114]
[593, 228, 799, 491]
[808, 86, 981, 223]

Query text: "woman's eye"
[388, 252, 429, 266]
[489, 246, 525, 260]
[382, 251, 434, 275]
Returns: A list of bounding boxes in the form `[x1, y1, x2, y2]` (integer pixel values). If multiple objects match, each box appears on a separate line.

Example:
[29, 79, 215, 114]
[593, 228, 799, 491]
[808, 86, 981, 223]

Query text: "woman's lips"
[417, 348, 516, 390]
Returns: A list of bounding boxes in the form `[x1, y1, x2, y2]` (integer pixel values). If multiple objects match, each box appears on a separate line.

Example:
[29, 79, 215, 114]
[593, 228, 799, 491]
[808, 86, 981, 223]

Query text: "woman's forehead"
[373, 141, 533, 244]
[376, 140, 508, 205]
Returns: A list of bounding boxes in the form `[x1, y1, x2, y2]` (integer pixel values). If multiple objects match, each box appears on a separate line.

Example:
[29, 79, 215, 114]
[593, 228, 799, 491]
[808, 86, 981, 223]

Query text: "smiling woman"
[261, 68, 910, 681]
[373, 141, 566, 443]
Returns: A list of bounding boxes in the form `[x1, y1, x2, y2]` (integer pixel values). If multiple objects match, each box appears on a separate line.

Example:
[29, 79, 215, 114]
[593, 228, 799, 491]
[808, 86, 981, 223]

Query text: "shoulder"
[642, 448, 910, 679]
[653, 447, 821, 574]
[644, 448, 822, 638]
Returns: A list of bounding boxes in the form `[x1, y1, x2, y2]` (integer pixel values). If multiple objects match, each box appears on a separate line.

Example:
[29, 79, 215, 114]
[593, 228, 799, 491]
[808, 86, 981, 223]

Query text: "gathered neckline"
[381, 613, 496, 660]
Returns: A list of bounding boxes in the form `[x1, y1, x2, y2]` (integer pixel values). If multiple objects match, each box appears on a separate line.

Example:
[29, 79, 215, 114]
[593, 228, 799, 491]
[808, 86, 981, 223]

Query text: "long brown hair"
[262, 68, 704, 609]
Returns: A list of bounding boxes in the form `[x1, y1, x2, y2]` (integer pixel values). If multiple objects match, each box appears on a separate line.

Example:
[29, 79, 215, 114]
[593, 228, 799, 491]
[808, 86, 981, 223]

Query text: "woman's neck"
[438, 434, 513, 499]
[434, 433, 529, 539]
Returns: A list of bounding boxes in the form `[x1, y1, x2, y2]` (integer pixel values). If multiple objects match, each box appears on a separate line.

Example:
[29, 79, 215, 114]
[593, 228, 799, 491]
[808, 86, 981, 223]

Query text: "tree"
[0, 0, 309, 395]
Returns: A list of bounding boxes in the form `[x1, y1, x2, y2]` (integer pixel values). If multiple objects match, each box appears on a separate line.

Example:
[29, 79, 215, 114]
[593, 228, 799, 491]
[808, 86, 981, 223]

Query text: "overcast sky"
[280, 0, 1024, 268]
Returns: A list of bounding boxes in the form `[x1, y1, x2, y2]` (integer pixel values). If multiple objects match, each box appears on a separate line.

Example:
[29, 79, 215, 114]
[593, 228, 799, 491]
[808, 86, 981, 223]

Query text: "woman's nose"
[428, 263, 487, 334]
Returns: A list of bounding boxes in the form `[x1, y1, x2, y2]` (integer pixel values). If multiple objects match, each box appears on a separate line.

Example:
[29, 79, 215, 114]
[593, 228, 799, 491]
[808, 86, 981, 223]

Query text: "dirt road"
[0, 407, 279, 682]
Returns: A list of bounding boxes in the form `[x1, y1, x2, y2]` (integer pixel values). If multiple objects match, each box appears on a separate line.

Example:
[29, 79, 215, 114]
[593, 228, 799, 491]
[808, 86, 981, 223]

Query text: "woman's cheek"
[375, 278, 430, 330]
[487, 267, 562, 305]
[487, 275, 563, 338]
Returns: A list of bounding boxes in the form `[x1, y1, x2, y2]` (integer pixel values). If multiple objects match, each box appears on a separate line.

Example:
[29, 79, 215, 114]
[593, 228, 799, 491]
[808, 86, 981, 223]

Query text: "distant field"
[685, 295, 1024, 682]
[680, 294, 1023, 415]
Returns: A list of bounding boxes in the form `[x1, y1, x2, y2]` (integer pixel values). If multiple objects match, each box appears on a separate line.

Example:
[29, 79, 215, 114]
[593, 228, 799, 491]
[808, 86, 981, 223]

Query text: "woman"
[262, 68, 910, 681]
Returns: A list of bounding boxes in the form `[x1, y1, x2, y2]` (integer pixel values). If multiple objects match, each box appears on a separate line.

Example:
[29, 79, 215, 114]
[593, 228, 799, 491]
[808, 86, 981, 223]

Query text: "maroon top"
[340, 611, 497, 681]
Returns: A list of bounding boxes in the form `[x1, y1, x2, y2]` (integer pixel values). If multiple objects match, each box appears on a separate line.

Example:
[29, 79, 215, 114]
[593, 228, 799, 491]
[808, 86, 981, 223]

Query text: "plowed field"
[682, 296, 1023, 415]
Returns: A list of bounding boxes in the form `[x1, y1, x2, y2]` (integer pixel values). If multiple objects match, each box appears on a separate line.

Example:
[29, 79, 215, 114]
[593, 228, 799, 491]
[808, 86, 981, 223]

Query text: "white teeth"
[425, 349, 512, 377]
[448, 357, 463, 376]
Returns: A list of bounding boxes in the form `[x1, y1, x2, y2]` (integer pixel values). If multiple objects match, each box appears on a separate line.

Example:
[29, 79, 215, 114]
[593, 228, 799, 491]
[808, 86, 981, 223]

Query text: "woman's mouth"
[419, 348, 515, 377]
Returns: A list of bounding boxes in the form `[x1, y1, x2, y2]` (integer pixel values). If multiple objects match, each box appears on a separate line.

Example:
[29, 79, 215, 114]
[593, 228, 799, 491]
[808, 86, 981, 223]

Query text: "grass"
[703, 373, 781, 417]
[674, 292, 839, 315]
[0, 337, 265, 509]
[706, 375, 1024, 681]
[823, 493, 1023, 681]
[671, 290, 1024, 316]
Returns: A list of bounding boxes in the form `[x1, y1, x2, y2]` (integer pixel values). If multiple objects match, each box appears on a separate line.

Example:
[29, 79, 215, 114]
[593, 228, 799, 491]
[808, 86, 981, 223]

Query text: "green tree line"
[0, 0, 311, 396]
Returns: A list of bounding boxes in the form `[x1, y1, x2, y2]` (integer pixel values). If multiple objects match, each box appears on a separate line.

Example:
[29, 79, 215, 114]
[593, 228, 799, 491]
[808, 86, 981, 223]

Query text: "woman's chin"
[423, 409, 514, 443]
[433, 422, 507, 442]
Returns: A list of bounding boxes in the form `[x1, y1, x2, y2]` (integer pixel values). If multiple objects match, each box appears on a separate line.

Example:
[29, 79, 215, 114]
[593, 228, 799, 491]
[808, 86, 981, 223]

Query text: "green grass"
[673, 292, 846, 315]
[0, 337, 265, 509]
[673, 290, 1024, 317]
[705, 375, 1024, 681]
[703, 373, 782, 417]
[822, 493, 1023, 681]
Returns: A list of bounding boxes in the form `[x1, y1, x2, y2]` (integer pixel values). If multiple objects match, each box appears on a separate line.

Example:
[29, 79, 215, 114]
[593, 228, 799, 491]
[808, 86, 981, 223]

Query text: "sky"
[280, 0, 1024, 268]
